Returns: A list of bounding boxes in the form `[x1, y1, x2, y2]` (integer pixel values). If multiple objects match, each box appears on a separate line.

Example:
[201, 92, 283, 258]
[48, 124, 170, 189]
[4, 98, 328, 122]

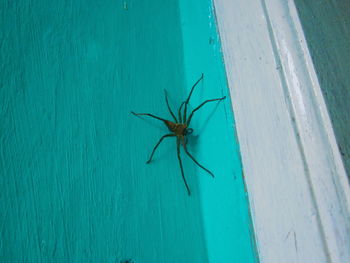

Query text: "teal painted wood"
[178, 1, 258, 262]
[0, 0, 257, 262]
[294, 0, 350, 178]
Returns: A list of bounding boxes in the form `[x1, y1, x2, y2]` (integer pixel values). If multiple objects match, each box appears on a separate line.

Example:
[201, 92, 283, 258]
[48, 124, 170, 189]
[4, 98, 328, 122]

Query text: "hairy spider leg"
[183, 73, 204, 122]
[186, 96, 226, 126]
[164, 90, 178, 122]
[146, 134, 175, 164]
[131, 112, 168, 122]
[177, 138, 191, 195]
[181, 138, 214, 177]
[178, 101, 185, 123]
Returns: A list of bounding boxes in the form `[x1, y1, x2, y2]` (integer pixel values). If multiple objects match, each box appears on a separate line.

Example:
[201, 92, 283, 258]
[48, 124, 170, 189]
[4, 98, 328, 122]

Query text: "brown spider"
[131, 74, 226, 195]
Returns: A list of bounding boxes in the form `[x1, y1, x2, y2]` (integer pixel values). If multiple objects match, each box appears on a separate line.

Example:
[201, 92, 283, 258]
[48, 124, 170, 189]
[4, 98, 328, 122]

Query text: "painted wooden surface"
[178, 1, 258, 262]
[294, 0, 350, 179]
[213, 0, 350, 262]
[0, 0, 257, 262]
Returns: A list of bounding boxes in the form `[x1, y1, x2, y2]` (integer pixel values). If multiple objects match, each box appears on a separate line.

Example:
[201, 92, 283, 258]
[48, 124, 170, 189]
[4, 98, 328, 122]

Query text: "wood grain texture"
[0, 0, 257, 262]
[213, 0, 350, 262]
[0, 1, 208, 262]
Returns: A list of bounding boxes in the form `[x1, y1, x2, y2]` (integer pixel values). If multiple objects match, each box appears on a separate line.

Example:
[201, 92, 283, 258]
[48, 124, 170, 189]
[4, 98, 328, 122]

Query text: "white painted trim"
[213, 0, 350, 262]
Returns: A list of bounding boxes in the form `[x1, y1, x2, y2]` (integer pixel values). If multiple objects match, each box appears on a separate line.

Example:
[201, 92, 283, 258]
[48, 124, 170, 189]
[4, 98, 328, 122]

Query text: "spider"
[131, 74, 226, 195]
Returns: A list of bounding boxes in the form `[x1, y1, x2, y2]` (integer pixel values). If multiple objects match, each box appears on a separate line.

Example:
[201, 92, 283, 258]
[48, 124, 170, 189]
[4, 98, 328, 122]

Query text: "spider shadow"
[179, 101, 223, 178]
[187, 100, 222, 145]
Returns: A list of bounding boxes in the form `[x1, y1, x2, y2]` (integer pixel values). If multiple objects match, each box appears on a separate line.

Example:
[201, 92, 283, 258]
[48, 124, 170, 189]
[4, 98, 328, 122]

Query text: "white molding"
[213, 0, 350, 262]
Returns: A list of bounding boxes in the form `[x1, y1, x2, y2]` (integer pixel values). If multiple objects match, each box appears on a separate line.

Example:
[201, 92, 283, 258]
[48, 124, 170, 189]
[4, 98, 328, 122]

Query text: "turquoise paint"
[178, 1, 258, 262]
[0, 0, 257, 262]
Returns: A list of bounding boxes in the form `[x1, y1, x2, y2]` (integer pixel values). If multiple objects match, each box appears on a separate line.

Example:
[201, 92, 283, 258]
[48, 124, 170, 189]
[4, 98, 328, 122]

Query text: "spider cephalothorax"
[131, 74, 226, 195]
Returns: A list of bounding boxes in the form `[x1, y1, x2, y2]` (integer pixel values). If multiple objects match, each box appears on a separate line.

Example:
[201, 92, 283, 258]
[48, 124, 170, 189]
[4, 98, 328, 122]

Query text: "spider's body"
[165, 121, 187, 136]
[131, 74, 225, 195]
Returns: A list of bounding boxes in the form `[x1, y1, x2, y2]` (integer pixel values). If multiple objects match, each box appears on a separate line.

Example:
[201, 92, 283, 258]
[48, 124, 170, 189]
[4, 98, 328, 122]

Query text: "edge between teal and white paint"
[213, 0, 350, 262]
